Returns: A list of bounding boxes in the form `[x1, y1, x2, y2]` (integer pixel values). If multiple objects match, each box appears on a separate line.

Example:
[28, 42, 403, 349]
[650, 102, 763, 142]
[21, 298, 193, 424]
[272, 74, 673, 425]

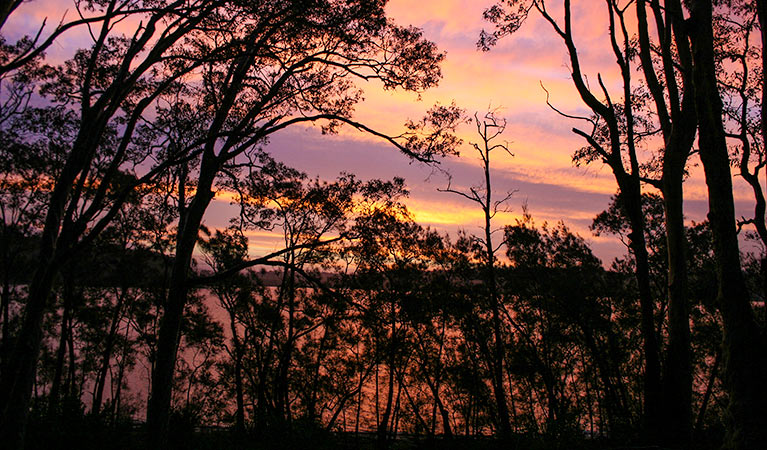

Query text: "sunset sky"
[6, 0, 760, 264]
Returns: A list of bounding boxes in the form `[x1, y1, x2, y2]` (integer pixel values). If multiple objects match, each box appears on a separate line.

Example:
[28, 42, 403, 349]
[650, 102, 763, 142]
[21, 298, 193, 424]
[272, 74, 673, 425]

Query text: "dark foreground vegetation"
[1, 1, 767, 450]
[19, 419, 728, 450]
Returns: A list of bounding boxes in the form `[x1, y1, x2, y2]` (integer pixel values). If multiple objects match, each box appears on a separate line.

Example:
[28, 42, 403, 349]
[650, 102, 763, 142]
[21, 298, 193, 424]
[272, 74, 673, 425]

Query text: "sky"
[5, 0, 761, 265]
[259, 0, 716, 264]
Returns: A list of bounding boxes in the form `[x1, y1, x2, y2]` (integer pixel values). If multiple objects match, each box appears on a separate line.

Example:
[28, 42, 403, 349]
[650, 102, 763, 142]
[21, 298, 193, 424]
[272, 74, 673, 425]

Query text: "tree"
[593, 193, 725, 441]
[139, 1, 462, 445]
[686, 1, 767, 447]
[633, 1, 698, 442]
[0, 2, 228, 446]
[198, 227, 251, 432]
[345, 199, 446, 447]
[0, 105, 70, 379]
[505, 215, 619, 439]
[481, 1, 664, 440]
[439, 110, 513, 439]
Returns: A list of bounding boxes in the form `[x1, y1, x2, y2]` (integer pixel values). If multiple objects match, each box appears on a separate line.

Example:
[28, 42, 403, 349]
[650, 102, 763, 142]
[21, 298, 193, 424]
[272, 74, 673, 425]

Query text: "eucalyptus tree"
[686, 1, 767, 447]
[399, 237, 467, 438]
[197, 158, 377, 428]
[0, 2, 231, 446]
[438, 111, 513, 438]
[346, 200, 445, 447]
[593, 193, 726, 437]
[0, 1, 459, 447]
[197, 227, 251, 432]
[235, 162, 360, 425]
[716, 4, 767, 301]
[632, 2, 698, 441]
[0, 105, 73, 378]
[504, 215, 619, 437]
[481, 0, 699, 442]
[139, 1, 462, 444]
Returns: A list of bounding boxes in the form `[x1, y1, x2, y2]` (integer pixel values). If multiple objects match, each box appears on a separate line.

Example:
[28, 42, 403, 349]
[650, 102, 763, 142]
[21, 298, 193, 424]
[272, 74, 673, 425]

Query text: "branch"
[263, 113, 458, 163]
[541, 81, 595, 123]
[188, 235, 345, 286]
[736, 217, 755, 234]
[639, 176, 662, 190]
[572, 127, 609, 160]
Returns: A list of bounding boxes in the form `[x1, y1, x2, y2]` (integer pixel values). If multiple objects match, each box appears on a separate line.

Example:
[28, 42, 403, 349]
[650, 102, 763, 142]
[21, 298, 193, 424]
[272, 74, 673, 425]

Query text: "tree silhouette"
[481, 1, 664, 440]
[439, 110, 514, 439]
[687, 1, 767, 447]
[0, 3, 229, 445]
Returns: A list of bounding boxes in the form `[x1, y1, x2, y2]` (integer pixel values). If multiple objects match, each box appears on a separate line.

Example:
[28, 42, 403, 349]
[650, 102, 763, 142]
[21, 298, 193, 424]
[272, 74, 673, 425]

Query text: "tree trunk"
[92, 289, 126, 416]
[0, 129, 101, 449]
[0, 270, 11, 379]
[48, 289, 72, 417]
[755, 0, 767, 333]
[483, 155, 511, 440]
[65, 313, 77, 400]
[579, 322, 625, 431]
[660, 170, 693, 445]
[687, 3, 767, 448]
[694, 346, 721, 440]
[230, 311, 245, 433]
[146, 172, 215, 449]
[617, 176, 663, 440]
[376, 306, 397, 449]
[112, 321, 132, 426]
[275, 268, 295, 423]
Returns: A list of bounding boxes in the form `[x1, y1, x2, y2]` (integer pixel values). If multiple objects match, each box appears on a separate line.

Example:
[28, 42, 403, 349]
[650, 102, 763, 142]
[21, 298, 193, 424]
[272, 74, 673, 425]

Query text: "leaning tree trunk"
[92, 289, 127, 416]
[0, 262, 59, 449]
[146, 167, 216, 449]
[0, 127, 103, 449]
[48, 287, 73, 417]
[687, 2, 767, 448]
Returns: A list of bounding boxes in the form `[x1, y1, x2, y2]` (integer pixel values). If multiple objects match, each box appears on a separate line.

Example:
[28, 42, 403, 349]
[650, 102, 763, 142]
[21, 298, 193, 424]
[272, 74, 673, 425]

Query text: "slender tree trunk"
[423, 375, 451, 437]
[0, 272, 11, 379]
[694, 347, 721, 440]
[92, 289, 126, 416]
[307, 326, 329, 423]
[376, 307, 396, 449]
[483, 152, 511, 440]
[579, 322, 624, 430]
[618, 177, 663, 440]
[112, 321, 131, 426]
[391, 375, 402, 439]
[230, 310, 245, 433]
[355, 353, 362, 437]
[687, 3, 767, 448]
[660, 170, 693, 445]
[48, 290, 72, 417]
[65, 300, 77, 401]
[146, 170, 215, 449]
[275, 267, 295, 423]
